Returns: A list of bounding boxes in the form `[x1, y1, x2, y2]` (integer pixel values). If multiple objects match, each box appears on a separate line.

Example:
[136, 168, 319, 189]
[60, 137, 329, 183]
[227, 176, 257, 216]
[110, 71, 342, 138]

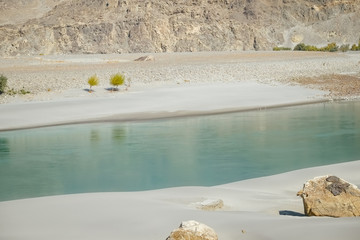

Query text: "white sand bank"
[1, 160, 359, 240]
[1, 51, 359, 239]
[0, 81, 325, 131]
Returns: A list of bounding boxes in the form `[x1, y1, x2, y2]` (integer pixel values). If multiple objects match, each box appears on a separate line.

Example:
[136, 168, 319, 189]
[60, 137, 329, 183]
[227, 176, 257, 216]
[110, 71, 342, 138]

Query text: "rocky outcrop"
[297, 175, 360, 217]
[1, 0, 360, 56]
[166, 220, 218, 240]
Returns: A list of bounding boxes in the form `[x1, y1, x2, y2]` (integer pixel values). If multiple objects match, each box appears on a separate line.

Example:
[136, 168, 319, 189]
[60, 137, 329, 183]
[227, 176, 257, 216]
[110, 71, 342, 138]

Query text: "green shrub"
[339, 44, 349, 52]
[110, 73, 125, 91]
[294, 42, 339, 52]
[320, 42, 338, 52]
[294, 43, 306, 51]
[0, 74, 7, 94]
[87, 74, 99, 92]
[350, 40, 360, 51]
[304, 45, 318, 51]
[273, 46, 291, 51]
[294, 43, 319, 51]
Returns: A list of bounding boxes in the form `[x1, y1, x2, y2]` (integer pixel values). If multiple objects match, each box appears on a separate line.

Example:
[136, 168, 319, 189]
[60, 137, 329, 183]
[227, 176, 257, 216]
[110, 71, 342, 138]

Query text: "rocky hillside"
[1, 0, 359, 55]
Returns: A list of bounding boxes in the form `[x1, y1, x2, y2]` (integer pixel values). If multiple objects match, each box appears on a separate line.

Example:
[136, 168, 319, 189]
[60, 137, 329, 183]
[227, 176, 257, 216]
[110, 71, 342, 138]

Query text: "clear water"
[0, 101, 360, 201]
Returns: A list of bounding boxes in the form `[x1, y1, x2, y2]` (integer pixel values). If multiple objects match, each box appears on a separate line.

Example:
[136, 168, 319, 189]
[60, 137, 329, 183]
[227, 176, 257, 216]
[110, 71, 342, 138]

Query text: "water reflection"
[112, 127, 126, 142]
[0, 138, 9, 154]
[0, 101, 359, 201]
[90, 129, 100, 142]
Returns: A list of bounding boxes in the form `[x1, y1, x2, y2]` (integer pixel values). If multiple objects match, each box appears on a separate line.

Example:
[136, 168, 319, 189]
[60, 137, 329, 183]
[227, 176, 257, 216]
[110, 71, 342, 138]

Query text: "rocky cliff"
[1, 0, 359, 55]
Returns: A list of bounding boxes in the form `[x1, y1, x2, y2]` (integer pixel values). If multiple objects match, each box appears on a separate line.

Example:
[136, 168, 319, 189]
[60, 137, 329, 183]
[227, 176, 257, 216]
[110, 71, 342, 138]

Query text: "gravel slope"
[0, 51, 359, 104]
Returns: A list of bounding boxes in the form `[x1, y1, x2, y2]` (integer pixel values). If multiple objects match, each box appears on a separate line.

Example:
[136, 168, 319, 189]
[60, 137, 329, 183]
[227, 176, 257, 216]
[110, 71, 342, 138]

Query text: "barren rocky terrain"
[1, 0, 360, 55]
[0, 51, 359, 104]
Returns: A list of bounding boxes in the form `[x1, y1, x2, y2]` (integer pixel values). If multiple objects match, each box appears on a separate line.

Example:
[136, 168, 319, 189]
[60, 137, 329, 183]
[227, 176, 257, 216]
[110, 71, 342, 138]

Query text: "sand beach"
[0, 51, 359, 239]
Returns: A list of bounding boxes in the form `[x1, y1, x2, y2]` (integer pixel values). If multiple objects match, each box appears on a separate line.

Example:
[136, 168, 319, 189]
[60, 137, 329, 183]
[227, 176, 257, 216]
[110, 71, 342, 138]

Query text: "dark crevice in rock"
[325, 176, 350, 196]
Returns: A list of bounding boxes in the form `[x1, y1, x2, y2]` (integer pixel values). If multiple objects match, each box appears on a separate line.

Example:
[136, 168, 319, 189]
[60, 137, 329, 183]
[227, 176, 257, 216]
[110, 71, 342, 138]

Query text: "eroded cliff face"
[1, 0, 359, 55]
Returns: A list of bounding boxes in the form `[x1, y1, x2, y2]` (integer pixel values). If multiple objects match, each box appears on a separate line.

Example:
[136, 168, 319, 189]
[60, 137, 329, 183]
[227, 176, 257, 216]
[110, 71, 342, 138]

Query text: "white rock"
[194, 199, 224, 211]
[166, 220, 218, 240]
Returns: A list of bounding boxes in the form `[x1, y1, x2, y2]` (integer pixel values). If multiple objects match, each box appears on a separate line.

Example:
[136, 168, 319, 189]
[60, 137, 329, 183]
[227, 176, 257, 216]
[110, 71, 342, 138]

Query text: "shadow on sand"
[279, 210, 305, 217]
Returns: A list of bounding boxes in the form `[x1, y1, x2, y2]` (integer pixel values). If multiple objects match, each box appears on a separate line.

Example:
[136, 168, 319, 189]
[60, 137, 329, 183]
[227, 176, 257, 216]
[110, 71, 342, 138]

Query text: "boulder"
[166, 220, 218, 240]
[297, 175, 360, 217]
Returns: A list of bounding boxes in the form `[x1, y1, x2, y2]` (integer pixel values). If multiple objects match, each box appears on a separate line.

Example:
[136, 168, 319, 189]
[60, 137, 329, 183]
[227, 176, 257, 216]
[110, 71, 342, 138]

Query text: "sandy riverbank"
[0, 51, 359, 239]
[0, 160, 359, 240]
[1, 51, 360, 130]
[0, 51, 360, 104]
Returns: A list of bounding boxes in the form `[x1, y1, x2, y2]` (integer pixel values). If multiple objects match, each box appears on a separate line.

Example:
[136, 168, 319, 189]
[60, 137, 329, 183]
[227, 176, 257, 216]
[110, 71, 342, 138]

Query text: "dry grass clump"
[287, 74, 360, 98]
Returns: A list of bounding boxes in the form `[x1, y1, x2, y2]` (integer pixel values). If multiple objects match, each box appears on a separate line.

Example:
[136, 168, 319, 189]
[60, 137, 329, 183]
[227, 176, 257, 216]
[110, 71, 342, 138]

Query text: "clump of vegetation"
[351, 40, 360, 51]
[293, 43, 319, 51]
[0, 74, 7, 94]
[87, 74, 99, 92]
[110, 73, 125, 91]
[7, 87, 30, 96]
[339, 44, 350, 52]
[320, 42, 338, 52]
[0, 74, 31, 96]
[293, 40, 360, 52]
[293, 43, 306, 51]
[273, 46, 291, 51]
[293, 42, 339, 52]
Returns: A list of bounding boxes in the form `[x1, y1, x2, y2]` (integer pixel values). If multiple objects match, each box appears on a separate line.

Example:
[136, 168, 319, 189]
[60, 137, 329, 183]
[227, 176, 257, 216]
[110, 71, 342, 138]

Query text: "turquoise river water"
[0, 101, 359, 201]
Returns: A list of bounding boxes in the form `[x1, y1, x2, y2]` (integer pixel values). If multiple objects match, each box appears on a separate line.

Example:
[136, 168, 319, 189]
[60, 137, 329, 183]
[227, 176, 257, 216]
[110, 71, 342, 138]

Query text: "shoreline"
[0, 97, 330, 132]
[1, 160, 359, 239]
[0, 84, 327, 131]
[1, 51, 360, 239]
[1, 51, 360, 131]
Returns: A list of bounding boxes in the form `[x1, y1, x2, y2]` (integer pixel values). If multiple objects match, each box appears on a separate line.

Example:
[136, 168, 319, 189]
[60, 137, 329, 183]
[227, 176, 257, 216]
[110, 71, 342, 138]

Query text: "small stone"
[166, 220, 218, 240]
[134, 55, 155, 62]
[194, 199, 224, 211]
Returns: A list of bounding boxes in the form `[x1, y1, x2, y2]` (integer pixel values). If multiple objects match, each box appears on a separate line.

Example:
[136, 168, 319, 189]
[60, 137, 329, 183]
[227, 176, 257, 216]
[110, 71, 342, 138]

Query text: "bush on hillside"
[350, 40, 360, 51]
[351, 44, 358, 51]
[339, 44, 349, 52]
[273, 46, 291, 51]
[293, 43, 306, 51]
[320, 42, 338, 52]
[294, 42, 339, 52]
